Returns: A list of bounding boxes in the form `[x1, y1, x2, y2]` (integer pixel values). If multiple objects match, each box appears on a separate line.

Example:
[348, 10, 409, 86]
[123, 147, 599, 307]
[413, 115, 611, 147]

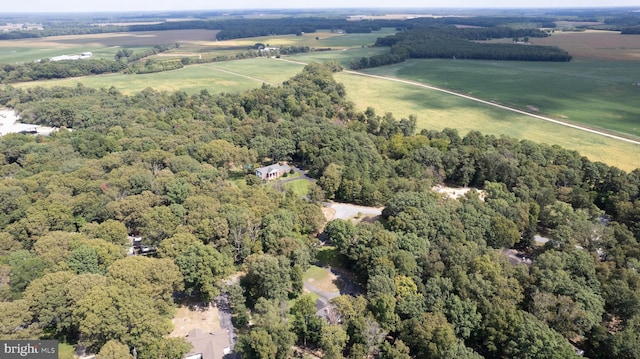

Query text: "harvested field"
[531, 30, 640, 61]
[0, 30, 220, 47]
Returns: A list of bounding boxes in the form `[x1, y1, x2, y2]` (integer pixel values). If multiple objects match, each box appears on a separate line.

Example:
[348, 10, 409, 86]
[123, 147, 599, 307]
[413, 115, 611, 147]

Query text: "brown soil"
[531, 31, 640, 61]
[322, 207, 336, 222]
[306, 270, 340, 293]
[169, 302, 221, 338]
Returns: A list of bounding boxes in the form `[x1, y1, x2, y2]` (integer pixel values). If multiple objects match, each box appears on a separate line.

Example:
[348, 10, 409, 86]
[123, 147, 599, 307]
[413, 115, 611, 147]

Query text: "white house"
[255, 163, 291, 180]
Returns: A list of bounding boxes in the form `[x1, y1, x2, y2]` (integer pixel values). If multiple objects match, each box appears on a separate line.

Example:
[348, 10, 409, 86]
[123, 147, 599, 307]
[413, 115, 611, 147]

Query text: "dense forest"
[351, 27, 571, 69]
[1, 63, 640, 358]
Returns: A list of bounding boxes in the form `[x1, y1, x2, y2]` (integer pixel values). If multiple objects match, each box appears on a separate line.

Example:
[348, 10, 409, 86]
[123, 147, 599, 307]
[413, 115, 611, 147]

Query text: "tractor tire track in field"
[273, 57, 640, 146]
[345, 70, 640, 146]
[204, 64, 275, 85]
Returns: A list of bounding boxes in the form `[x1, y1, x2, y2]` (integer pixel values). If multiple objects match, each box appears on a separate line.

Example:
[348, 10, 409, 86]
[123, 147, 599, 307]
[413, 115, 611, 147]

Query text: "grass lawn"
[58, 343, 75, 359]
[315, 246, 348, 268]
[303, 264, 340, 294]
[303, 265, 331, 281]
[282, 179, 310, 197]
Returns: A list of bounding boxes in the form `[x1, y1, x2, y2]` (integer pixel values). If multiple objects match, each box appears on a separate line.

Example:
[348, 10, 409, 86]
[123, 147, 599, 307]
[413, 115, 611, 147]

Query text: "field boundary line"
[273, 56, 640, 145]
[203, 64, 275, 85]
[344, 70, 640, 145]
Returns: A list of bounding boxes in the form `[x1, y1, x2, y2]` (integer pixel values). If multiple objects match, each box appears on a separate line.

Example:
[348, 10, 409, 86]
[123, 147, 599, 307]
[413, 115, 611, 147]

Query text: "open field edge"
[334, 70, 640, 172]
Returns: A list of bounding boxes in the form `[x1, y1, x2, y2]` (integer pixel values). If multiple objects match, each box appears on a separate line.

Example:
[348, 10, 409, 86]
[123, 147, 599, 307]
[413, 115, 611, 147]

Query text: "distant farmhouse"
[255, 163, 291, 180]
[49, 52, 93, 61]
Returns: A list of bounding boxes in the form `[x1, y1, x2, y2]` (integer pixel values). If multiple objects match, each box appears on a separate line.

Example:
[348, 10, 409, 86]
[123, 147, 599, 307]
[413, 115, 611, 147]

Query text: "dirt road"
[345, 70, 640, 145]
[273, 57, 640, 145]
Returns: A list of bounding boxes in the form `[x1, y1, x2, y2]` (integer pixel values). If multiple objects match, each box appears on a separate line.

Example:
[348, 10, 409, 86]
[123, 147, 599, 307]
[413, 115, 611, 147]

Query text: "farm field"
[0, 29, 220, 63]
[353, 58, 640, 139]
[531, 30, 640, 61]
[0, 27, 395, 63]
[11, 57, 306, 94]
[332, 70, 640, 171]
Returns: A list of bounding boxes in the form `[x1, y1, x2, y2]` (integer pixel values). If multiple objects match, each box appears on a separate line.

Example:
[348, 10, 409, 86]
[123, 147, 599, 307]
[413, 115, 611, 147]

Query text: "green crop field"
[0, 45, 154, 63]
[290, 47, 388, 67]
[333, 71, 640, 171]
[12, 57, 305, 94]
[358, 58, 640, 139]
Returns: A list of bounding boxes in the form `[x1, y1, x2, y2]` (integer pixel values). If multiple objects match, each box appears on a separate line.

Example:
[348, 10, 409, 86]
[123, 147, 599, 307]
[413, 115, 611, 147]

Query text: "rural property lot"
[169, 303, 221, 338]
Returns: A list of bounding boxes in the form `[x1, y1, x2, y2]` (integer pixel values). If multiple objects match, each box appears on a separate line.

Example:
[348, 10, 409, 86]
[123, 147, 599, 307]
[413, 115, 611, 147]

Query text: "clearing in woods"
[169, 302, 221, 338]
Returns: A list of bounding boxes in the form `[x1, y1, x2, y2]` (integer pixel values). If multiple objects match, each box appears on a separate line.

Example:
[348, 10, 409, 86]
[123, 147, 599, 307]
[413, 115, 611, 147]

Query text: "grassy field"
[282, 179, 311, 197]
[12, 57, 305, 94]
[0, 30, 220, 63]
[355, 58, 640, 139]
[333, 70, 640, 171]
[0, 45, 154, 62]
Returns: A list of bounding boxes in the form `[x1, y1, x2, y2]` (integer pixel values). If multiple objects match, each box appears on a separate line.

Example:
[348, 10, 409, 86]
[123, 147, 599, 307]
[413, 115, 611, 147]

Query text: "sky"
[1, 0, 639, 13]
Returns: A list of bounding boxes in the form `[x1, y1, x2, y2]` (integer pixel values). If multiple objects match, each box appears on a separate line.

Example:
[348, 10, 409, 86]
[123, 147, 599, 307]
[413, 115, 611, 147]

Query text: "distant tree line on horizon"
[0, 15, 560, 41]
[351, 26, 571, 69]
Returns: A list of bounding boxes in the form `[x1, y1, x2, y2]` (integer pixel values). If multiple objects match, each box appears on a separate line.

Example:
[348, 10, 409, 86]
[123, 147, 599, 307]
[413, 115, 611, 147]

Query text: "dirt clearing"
[169, 302, 221, 338]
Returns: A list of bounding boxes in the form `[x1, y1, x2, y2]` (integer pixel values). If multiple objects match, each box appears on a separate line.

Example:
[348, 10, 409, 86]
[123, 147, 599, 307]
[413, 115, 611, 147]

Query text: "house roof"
[256, 163, 291, 174]
[185, 328, 231, 359]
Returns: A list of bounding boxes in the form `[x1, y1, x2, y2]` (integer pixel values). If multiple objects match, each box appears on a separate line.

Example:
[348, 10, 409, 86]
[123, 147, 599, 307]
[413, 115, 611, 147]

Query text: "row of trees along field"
[0, 44, 178, 83]
[352, 26, 571, 69]
[0, 45, 313, 83]
[1, 62, 640, 358]
[0, 14, 562, 41]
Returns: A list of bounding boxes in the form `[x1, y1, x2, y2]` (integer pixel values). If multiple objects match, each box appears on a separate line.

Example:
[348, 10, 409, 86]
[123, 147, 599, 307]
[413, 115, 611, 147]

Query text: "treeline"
[0, 59, 127, 83]
[0, 45, 178, 83]
[1, 62, 639, 358]
[115, 43, 178, 63]
[352, 26, 570, 69]
[621, 26, 640, 34]
[0, 15, 560, 42]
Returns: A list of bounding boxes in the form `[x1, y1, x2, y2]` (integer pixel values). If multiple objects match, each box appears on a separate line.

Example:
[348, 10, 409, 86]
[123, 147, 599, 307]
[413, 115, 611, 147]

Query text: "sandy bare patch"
[322, 207, 336, 222]
[169, 303, 221, 338]
[307, 270, 340, 293]
[0, 108, 58, 136]
[0, 30, 221, 48]
[433, 184, 485, 200]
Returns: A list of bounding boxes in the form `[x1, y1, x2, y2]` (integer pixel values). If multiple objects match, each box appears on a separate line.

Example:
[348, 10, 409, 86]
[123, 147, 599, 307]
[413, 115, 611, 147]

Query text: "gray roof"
[256, 163, 291, 173]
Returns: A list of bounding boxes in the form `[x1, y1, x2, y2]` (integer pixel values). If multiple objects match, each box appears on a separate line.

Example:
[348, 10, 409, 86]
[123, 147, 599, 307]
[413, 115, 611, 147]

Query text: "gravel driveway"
[323, 202, 383, 220]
